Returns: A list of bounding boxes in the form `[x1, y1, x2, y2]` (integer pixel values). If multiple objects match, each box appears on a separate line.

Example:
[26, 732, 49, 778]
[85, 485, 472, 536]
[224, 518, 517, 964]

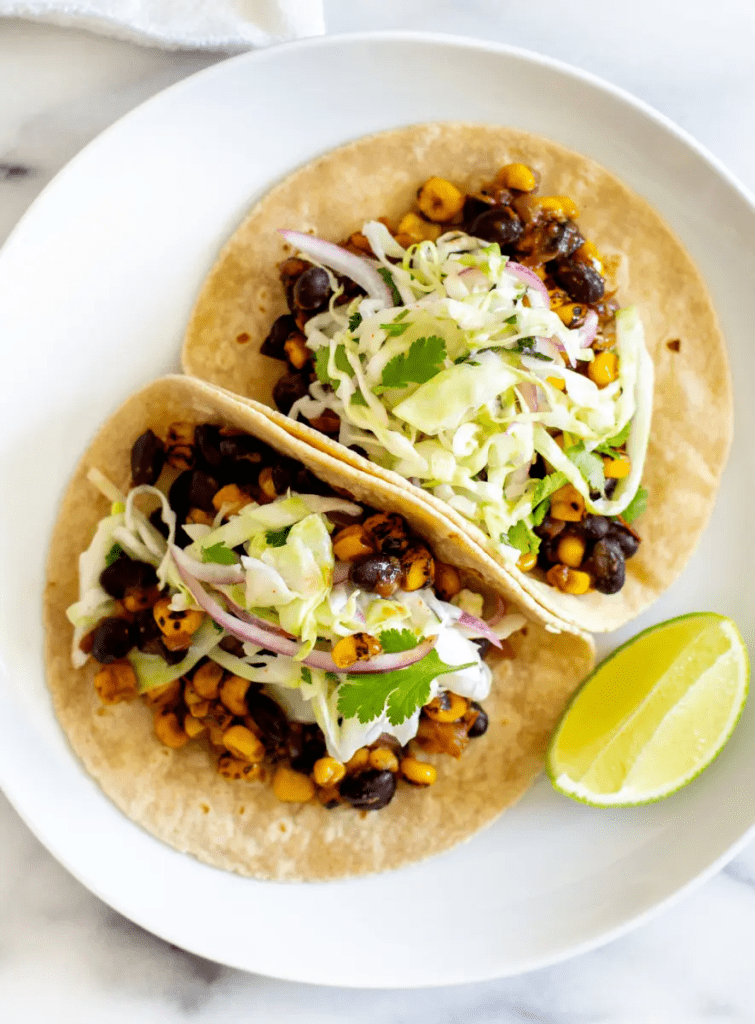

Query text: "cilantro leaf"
[265, 525, 293, 548]
[350, 391, 368, 407]
[377, 267, 402, 306]
[566, 441, 605, 492]
[314, 345, 355, 389]
[348, 311, 362, 332]
[336, 649, 474, 726]
[531, 499, 550, 527]
[379, 335, 446, 390]
[505, 519, 540, 556]
[531, 471, 568, 508]
[300, 667, 312, 686]
[381, 320, 411, 338]
[595, 421, 632, 457]
[105, 543, 124, 567]
[621, 485, 648, 524]
[510, 337, 552, 361]
[379, 629, 419, 653]
[202, 542, 237, 565]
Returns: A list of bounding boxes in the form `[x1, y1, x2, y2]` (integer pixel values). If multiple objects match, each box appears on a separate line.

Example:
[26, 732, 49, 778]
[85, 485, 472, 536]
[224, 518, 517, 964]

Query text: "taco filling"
[263, 162, 653, 599]
[68, 417, 527, 812]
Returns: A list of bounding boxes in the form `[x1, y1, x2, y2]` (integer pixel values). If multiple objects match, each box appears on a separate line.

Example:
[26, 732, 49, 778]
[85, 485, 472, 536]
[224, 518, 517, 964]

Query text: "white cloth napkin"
[1, 0, 325, 50]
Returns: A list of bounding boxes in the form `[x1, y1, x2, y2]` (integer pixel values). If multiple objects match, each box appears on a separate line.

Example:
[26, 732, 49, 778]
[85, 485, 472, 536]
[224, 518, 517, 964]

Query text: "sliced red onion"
[457, 611, 503, 649]
[279, 230, 393, 306]
[224, 596, 296, 639]
[534, 337, 563, 362]
[577, 309, 599, 348]
[485, 593, 507, 627]
[518, 381, 540, 413]
[505, 262, 550, 308]
[172, 545, 435, 675]
[333, 561, 351, 585]
[173, 554, 245, 586]
[458, 267, 489, 290]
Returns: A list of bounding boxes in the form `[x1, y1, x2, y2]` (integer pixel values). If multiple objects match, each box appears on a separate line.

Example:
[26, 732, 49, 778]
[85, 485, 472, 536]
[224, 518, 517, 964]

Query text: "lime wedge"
[547, 613, 749, 806]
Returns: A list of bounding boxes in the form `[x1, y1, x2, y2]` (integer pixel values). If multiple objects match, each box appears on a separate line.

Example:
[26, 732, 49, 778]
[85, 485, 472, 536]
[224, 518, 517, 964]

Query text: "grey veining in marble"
[2, 2, 755, 1020]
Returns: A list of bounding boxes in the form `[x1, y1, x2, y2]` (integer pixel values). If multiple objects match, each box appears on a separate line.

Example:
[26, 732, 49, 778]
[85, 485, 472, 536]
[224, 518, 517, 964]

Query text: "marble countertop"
[2, 2, 755, 1018]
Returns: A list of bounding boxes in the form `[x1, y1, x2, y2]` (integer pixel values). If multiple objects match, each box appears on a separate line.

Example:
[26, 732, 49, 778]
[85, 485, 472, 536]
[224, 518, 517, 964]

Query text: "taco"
[44, 375, 594, 881]
[183, 122, 732, 635]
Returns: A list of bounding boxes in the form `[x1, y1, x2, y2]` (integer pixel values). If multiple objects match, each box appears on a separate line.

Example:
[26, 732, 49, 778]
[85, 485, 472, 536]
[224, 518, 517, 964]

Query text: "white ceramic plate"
[1, 33, 753, 987]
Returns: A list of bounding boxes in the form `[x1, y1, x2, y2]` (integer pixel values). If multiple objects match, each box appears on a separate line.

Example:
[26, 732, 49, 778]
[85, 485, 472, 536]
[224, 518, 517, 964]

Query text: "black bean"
[188, 470, 219, 512]
[586, 537, 626, 594]
[293, 266, 331, 311]
[194, 424, 223, 471]
[553, 258, 605, 304]
[149, 507, 170, 540]
[168, 470, 192, 520]
[245, 691, 289, 749]
[470, 206, 524, 248]
[99, 557, 157, 599]
[132, 608, 163, 654]
[467, 701, 489, 738]
[273, 371, 310, 414]
[350, 555, 402, 597]
[130, 429, 164, 486]
[260, 314, 297, 360]
[348, 445, 369, 461]
[537, 536, 562, 569]
[289, 723, 326, 774]
[293, 466, 332, 496]
[605, 478, 618, 499]
[529, 453, 547, 480]
[219, 433, 264, 462]
[91, 617, 133, 663]
[608, 521, 640, 558]
[340, 769, 397, 810]
[472, 638, 492, 659]
[462, 193, 497, 223]
[541, 219, 583, 261]
[534, 515, 565, 541]
[159, 643, 188, 666]
[578, 514, 610, 541]
[271, 462, 294, 494]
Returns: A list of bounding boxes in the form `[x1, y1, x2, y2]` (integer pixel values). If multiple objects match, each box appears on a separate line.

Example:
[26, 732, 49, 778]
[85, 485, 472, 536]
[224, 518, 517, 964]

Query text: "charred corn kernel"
[284, 331, 309, 370]
[604, 453, 631, 478]
[142, 678, 181, 708]
[183, 683, 211, 719]
[417, 177, 465, 222]
[332, 524, 374, 562]
[223, 725, 265, 763]
[184, 715, 206, 739]
[93, 661, 138, 705]
[318, 785, 341, 807]
[578, 239, 602, 264]
[517, 551, 538, 572]
[425, 692, 469, 723]
[553, 433, 566, 449]
[546, 376, 566, 391]
[363, 512, 408, 553]
[346, 747, 370, 773]
[557, 534, 586, 568]
[546, 564, 591, 594]
[185, 507, 214, 527]
[219, 674, 250, 716]
[273, 765, 316, 802]
[154, 708, 189, 748]
[496, 162, 537, 192]
[313, 756, 346, 787]
[401, 757, 437, 786]
[397, 212, 442, 243]
[369, 748, 400, 773]
[434, 562, 462, 601]
[165, 421, 195, 470]
[331, 631, 381, 669]
[192, 660, 223, 700]
[556, 302, 585, 328]
[258, 466, 278, 500]
[538, 195, 580, 218]
[588, 351, 619, 388]
[550, 484, 585, 522]
[401, 545, 435, 592]
[212, 483, 250, 516]
[153, 597, 204, 639]
[348, 231, 372, 254]
[122, 585, 160, 614]
[206, 703, 234, 732]
[217, 753, 263, 782]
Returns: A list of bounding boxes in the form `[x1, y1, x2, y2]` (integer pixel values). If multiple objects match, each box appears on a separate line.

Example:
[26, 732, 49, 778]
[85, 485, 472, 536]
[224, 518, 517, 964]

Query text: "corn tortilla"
[44, 375, 594, 881]
[182, 122, 732, 635]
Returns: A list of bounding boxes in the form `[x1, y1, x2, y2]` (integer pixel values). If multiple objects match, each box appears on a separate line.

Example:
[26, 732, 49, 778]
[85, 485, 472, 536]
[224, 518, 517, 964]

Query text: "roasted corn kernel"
[538, 195, 580, 218]
[153, 597, 204, 639]
[185, 507, 214, 527]
[184, 715, 206, 739]
[332, 524, 374, 562]
[417, 177, 465, 222]
[313, 756, 346, 787]
[397, 212, 441, 243]
[165, 422, 195, 470]
[425, 692, 469, 723]
[142, 678, 181, 709]
[557, 534, 586, 568]
[154, 708, 189, 748]
[258, 466, 279, 501]
[192, 660, 223, 700]
[308, 410, 341, 435]
[272, 765, 316, 802]
[183, 682, 210, 719]
[401, 545, 435, 592]
[517, 551, 538, 572]
[588, 351, 619, 388]
[219, 674, 250, 716]
[223, 724, 265, 763]
[546, 564, 591, 594]
[603, 453, 631, 479]
[555, 302, 585, 328]
[400, 757, 438, 786]
[212, 483, 250, 516]
[362, 512, 408, 554]
[496, 162, 537, 192]
[550, 484, 585, 522]
[217, 753, 263, 781]
[346, 747, 370, 773]
[93, 661, 138, 705]
[434, 562, 461, 601]
[283, 331, 309, 370]
[368, 748, 400, 773]
[331, 632, 381, 669]
[546, 376, 566, 391]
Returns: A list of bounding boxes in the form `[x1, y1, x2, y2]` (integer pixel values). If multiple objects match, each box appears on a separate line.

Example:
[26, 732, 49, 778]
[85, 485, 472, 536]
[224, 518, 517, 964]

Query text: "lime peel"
[547, 613, 749, 807]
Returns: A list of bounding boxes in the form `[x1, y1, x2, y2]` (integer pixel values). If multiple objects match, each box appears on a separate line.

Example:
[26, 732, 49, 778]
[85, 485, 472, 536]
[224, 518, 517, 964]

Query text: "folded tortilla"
[182, 122, 732, 635]
[44, 375, 594, 881]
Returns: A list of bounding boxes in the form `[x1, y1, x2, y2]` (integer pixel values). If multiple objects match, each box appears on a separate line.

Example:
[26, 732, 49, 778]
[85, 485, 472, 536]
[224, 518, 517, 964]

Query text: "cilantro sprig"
[378, 335, 446, 390]
[315, 345, 355, 389]
[621, 485, 648, 524]
[265, 525, 293, 548]
[105, 543, 124, 567]
[509, 337, 552, 361]
[202, 542, 238, 565]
